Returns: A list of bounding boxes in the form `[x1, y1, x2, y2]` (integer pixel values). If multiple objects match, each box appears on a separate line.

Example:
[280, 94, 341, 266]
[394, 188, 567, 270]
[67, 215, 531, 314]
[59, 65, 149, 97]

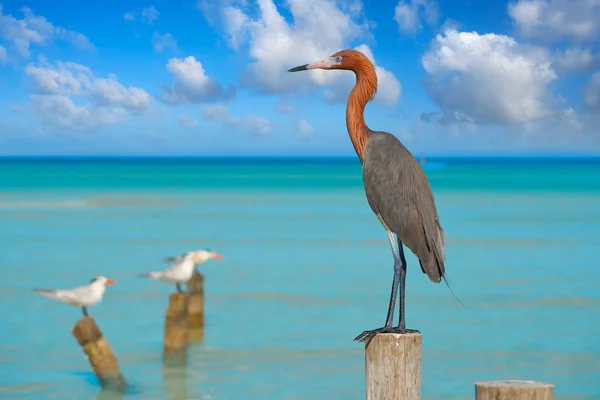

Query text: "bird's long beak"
[213, 253, 223, 260]
[105, 279, 116, 285]
[288, 59, 334, 72]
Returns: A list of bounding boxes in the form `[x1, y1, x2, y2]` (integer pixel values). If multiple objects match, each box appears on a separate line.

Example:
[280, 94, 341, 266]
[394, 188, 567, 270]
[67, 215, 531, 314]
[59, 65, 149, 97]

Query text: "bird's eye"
[335, 56, 342, 63]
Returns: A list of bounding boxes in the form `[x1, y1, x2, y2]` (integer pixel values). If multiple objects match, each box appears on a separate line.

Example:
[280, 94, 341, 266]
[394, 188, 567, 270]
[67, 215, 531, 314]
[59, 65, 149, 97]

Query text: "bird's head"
[191, 249, 223, 264]
[90, 276, 116, 286]
[287, 49, 373, 73]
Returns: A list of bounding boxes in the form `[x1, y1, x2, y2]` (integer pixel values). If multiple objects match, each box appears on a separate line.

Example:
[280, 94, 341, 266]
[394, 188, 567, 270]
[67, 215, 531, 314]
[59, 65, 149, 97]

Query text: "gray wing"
[362, 131, 445, 283]
[164, 255, 185, 264]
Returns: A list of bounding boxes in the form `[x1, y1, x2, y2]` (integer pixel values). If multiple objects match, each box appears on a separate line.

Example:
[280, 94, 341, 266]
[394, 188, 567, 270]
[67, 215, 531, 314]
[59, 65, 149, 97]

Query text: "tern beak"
[105, 279, 116, 285]
[213, 253, 223, 260]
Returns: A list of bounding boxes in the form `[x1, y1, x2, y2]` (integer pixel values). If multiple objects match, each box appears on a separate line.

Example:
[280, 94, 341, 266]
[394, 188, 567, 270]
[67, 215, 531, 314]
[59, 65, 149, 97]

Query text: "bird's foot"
[353, 326, 420, 343]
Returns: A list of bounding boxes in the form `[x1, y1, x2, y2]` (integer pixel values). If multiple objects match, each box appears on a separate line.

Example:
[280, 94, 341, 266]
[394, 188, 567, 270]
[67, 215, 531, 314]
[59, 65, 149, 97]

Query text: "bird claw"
[353, 326, 420, 344]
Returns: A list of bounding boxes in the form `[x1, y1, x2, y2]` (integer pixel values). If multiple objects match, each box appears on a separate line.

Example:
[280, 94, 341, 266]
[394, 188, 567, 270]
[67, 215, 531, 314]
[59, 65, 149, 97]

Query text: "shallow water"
[0, 158, 599, 399]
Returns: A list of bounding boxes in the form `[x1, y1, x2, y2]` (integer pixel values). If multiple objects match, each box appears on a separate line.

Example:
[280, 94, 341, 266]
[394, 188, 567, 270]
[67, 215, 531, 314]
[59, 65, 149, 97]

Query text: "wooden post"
[164, 293, 189, 357]
[71, 316, 127, 391]
[187, 272, 204, 343]
[475, 380, 554, 400]
[365, 332, 422, 400]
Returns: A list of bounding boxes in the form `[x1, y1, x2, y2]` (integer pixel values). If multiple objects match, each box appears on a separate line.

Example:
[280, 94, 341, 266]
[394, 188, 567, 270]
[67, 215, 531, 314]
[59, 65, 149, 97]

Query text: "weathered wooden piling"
[186, 272, 204, 343]
[163, 293, 189, 357]
[71, 316, 127, 390]
[364, 332, 422, 400]
[475, 380, 554, 400]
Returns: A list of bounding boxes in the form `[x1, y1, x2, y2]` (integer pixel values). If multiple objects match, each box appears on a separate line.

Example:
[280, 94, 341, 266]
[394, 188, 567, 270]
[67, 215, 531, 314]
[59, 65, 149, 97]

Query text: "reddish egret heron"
[288, 50, 446, 343]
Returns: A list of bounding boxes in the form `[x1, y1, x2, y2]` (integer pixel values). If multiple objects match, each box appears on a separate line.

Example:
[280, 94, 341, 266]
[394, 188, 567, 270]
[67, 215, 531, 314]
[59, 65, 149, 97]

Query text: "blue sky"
[0, 0, 599, 156]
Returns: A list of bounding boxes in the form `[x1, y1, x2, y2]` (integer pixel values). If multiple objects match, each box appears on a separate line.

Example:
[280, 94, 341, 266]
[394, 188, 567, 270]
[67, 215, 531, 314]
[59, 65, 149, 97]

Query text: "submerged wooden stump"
[364, 332, 422, 400]
[162, 350, 189, 399]
[188, 325, 204, 343]
[187, 272, 204, 326]
[71, 316, 127, 390]
[187, 272, 204, 343]
[475, 380, 554, 400]
[164, 293, 189, 357]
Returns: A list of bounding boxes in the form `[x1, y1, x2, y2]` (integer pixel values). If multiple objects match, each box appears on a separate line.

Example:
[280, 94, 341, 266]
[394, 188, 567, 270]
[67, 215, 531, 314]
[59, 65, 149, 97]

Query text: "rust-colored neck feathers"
[345, 56, 377, 163]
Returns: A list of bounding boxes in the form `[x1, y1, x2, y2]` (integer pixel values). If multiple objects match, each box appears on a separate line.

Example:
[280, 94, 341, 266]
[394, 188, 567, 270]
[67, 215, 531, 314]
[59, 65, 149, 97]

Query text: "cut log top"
[477, 380, 553, 387]
[71, 316, 103, 346]
[365, 331, 422, 358]
[166, 293, 188, 316]
[475, 380, 554, 400]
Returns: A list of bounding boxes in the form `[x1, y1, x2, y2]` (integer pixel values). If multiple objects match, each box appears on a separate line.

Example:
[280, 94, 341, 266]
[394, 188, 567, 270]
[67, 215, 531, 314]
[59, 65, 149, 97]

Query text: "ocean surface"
[0, 157, 598, 400]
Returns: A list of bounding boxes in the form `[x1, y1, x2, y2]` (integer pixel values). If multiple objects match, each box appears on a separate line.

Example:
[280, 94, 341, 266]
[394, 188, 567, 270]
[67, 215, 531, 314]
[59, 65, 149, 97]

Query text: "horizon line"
[2, 154, 600, 160]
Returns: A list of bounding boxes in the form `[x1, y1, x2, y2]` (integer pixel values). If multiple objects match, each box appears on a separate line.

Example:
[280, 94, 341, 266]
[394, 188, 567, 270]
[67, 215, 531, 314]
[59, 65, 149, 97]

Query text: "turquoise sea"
[0, 157, 599, 399]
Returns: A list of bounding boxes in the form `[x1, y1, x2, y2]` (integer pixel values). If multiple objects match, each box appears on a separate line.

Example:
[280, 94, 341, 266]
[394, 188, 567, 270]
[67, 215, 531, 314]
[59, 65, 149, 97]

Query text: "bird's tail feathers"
[419, 218, 446, 283]
[419, 254, 466, 308]
[442, 274, 467, 309]
[139, 271, 162, 280]
[33, 289, 59, 299]
[431, 220, 466, 308]
[419, 256, 443, 283]
[413, 212, 464, 306]
[432, 218, 446, 277]
[425, 233, 466, 307]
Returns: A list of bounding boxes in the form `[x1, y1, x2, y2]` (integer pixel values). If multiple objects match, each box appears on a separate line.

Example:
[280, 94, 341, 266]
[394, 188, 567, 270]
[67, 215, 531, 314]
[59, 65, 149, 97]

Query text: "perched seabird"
[140, 249, 223, 292]
[33, 276, 116, 316]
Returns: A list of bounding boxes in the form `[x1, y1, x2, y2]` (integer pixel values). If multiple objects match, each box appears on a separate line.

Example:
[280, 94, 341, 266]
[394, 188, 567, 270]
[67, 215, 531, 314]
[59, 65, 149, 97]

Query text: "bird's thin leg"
[176, 282, 183, 293]
[393, 239, 418, 334]
[382, 264, 399, 329]
[383, 230, 402, 328]
[397, 239, 408, 330]
[354, 230, 404, 343]
[82, 307, 89, 317]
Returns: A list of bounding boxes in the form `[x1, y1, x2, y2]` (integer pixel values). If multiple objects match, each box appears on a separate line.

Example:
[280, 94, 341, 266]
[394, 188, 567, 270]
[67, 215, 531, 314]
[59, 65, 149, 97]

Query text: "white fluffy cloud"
[421, 28, 557, 126]
[224, 0, 363, 93]
[178, 114, 200, 130]
[30, 95, 129, 131]
[141, 6, 160, 24]
[202, 104, 272, 135]
[124, 6, 160, 24]
[204, 0, 400, 105]
[394, 0, 438, 35]
[553, 48, 598, 74]
[196, 0, 239, 24]
[221, 5, 249, 50]
[26, 61, 91, 96]
[25, 60, 150, 130]
[160, 56, 236, 105]
[509, 0, 600, 42]
[152, 32, 178, 52]
[91, 75, 149, 111]
[583, 72, 600, 111]
[0, 5, 92, 59]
